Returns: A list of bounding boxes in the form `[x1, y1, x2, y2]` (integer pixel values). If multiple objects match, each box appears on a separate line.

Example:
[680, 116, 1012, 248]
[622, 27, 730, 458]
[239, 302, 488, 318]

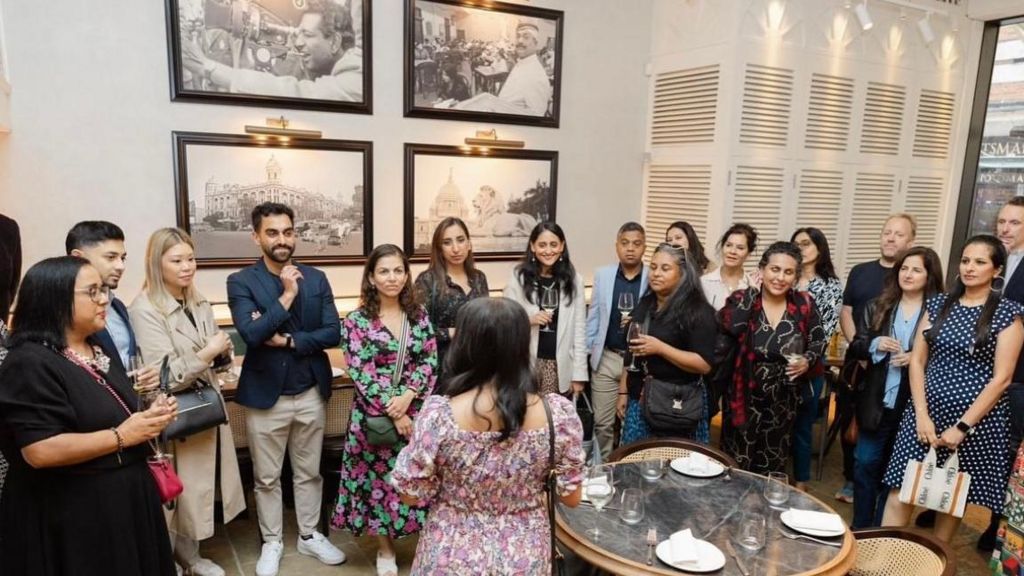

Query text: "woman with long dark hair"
[616, 243, 717, 443]
[391, 297, 584, 574]
[334, 244, 438, 576]
[414, 217, 489, 372]
[701, 223, 759, 310]
[713, 242, 827, 473]
[881, 235, 1024, 543]
[0, 256, 177, 575]
[503, 222, 588, 396]
[665, 220, 711, 273]
[848, 247, 943, 529]
[789, 227, 844, 490]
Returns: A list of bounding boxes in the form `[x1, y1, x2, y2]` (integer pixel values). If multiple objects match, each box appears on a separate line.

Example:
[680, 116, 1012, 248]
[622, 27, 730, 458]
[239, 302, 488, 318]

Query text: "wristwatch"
[955, 420, 976, 436]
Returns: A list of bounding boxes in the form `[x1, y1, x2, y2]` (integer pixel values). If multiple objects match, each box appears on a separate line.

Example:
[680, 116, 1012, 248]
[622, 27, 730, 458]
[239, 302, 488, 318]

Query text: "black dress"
[0, 341, 175, 576]
[415, 270, 489, 372]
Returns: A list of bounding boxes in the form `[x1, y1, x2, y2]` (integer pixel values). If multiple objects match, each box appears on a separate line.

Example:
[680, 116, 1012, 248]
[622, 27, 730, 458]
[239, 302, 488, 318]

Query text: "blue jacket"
[227, 260, 340, 409]
[585, 264, 648, 371]
[1003, 263, 1024, 383]
[93, 296, 137, 376]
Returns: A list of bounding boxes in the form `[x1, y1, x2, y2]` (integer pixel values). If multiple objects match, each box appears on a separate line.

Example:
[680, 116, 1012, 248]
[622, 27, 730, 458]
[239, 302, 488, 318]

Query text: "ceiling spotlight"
[917, 12, 935, 44]
[854, 1, 873, 31]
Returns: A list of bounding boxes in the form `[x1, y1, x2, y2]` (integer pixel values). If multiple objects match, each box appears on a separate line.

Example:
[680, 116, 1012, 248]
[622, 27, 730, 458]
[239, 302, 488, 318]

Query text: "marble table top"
[556, 461, 854, 575]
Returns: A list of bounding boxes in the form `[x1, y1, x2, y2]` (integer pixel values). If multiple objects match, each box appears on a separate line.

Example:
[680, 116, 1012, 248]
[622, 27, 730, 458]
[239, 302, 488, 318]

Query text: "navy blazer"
[1003, 263, 1024, 383]
[93, 296, 137, 376]
[226, 260, 341, 409]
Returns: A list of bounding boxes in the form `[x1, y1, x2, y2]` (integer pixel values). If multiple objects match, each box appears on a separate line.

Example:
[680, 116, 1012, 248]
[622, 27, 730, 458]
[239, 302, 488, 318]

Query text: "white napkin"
[331, 366, 345, 378]
[670, 529, 699, 564]
[787, 508, 844, 532]
[688, 454, 710, 473]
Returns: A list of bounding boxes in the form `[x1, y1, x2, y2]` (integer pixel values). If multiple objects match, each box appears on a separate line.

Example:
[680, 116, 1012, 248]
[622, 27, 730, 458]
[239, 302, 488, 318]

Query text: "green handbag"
[363, 312, 410, 447]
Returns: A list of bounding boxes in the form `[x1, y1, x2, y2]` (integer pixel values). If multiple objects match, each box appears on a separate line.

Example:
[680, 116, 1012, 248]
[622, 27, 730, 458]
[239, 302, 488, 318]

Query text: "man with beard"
[65, 220, 137, 373]
[227, 203, 344, 576]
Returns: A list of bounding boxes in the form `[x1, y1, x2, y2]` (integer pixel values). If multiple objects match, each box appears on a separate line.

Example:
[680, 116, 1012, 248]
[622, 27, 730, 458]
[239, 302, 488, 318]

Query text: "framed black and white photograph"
[173, 132, 373, 267]
[166, 0, 372, 114]
[404, 144, 557, 261]
[404, 0, 563, 127]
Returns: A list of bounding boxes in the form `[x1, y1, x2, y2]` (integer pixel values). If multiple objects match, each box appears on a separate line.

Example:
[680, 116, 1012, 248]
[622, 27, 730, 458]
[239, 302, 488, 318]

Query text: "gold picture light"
[244, 116, 322, 140]
[464, 129, 525, 149]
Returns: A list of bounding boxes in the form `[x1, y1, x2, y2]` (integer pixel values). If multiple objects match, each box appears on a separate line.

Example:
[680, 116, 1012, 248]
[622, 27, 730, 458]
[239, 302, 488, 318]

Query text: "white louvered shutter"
[732, 165, 785, 244]
[904, 174, 945, 249]
[795, 169, 844, 244]
[650, 65, 720, 146]
[845, 172, 898, 275]
[913, 90, 956, 160]
[643, 164, 712, 255]
[739, 64, 794, 147]
[859, 82, 907, 156]
[804, 73, 854, 151]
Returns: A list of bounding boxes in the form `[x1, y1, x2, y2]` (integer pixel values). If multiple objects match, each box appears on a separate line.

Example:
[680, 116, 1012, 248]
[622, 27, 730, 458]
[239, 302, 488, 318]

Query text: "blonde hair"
[142, 227, 205, 314]
[885, 213, 918, 239]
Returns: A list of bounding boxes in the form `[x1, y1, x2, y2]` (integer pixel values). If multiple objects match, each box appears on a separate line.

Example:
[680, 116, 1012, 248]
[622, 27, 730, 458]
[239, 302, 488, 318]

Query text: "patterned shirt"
[804, 276, 844, 338]
[414, 270, 489, 357]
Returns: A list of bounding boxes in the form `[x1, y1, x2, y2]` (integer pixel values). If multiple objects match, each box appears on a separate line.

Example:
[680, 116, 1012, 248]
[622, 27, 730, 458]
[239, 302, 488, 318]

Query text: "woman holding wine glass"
[130, 228, 245, 576]
[0, 256, 177, 575]
[712, 242, 827, 474]
[616, 243, 717, 444]
[504, 222, 588, 396]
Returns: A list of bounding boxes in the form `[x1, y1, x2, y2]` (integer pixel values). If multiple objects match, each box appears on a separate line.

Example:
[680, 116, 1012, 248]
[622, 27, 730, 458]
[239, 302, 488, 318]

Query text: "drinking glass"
[639, 459, 664, 481]
[736, 511, 767, 551]
[585, 464, 614, 539]
[127, 355, 146, 394]
[213, 348, 239, 386]
[626, 321, 646, 372]
[764, 471, 790, 506]
[137, 387, 173, 462]
[540, 288, 559, 332]
[780, 334, 805, 382]
[618, 488, 645, 525]
[617, 292, 635, 321]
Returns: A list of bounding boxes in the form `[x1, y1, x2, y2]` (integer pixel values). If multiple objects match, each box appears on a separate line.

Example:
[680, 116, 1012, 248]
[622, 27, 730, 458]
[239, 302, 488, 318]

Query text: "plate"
[655, 538, 726, 573]
[670, 456, 725, 478]
[780, 509, 846, 538]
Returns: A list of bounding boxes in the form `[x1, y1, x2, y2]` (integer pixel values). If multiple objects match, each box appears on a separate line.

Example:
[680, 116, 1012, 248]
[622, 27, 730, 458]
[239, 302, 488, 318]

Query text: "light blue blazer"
[585, 264, 649, 371]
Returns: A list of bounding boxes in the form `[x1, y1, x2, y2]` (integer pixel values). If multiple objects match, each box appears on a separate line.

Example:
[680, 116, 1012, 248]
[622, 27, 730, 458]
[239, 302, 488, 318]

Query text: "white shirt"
[700, 268, 752, 311]
[498, 54, 552, 116]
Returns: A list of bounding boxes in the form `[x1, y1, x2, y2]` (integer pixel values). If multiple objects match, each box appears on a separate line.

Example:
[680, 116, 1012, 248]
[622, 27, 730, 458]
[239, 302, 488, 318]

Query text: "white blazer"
[503, 271, 589, 393]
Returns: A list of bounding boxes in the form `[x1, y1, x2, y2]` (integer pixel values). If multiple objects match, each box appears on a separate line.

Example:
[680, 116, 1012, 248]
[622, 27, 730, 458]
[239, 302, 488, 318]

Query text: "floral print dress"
[391, 394, 585, 575]
[332, 307, 438, 538]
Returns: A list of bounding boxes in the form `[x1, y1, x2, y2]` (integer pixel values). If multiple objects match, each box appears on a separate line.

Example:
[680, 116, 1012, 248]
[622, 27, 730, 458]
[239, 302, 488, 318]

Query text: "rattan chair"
[850, 527, 956, 576]
[607, 437, 739, 469]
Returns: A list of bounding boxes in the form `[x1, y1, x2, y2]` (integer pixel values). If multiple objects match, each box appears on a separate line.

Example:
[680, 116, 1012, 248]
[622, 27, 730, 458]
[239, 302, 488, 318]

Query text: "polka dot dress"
[882, 294, 1023, 513]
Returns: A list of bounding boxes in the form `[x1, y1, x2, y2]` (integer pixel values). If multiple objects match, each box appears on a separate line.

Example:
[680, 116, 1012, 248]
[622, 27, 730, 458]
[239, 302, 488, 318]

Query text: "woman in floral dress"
[392, 297, 584, 575]
[334, 244, 438, 576]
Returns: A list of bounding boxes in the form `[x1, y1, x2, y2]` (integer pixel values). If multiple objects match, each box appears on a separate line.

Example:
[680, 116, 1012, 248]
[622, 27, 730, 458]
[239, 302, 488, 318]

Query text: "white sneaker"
[187, 558, 225, 576]
[296, 531, 346, 565]
[176, 564, 183, 576]
[255, 541, 284, 576]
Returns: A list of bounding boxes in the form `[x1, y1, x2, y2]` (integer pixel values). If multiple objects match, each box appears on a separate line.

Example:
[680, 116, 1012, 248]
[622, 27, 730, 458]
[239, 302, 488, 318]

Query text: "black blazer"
[1002, 264, 1024, 383]
[226, 260, 341, 409]
[92, 297, 138, 376]
[848, 301, 920, 432]
[0, 214, 21, 321]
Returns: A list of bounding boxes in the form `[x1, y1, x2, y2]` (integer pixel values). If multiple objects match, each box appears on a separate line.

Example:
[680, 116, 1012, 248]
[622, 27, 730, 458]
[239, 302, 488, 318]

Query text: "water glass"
[736, 511, 767, 551]
[764, 471, 790, 506]
[585, 464, 614, 539]
[639, 459, 665, 481]
[618, 488, 644, 525]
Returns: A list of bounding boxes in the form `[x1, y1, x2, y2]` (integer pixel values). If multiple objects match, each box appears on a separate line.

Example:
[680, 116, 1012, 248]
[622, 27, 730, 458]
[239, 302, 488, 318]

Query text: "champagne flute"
[127, 355, 146, 395]
[585, 464, 614, 539]
[617, 292, 635, 323]
[626, 321, 646, 372]
[781, 334, 805, 382]
[540, 287, 559, 333]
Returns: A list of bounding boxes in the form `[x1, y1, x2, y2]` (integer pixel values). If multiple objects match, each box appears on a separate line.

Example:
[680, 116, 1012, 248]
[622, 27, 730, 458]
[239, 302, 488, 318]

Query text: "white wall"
[0, 0, 652, 304]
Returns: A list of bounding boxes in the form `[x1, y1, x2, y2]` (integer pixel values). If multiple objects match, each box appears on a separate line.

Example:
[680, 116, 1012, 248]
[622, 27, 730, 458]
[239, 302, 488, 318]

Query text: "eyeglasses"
[74, 285, 111, 303]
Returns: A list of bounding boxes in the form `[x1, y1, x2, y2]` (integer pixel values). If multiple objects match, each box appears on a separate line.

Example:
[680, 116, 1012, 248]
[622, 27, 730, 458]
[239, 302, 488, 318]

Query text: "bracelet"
[110, 427, 124, 465]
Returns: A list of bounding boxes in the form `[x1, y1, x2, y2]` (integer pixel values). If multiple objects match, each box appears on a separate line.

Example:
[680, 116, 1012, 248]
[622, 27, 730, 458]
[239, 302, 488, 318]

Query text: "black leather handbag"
[159, 355, 228, 441]
[641, 374, 704, 434]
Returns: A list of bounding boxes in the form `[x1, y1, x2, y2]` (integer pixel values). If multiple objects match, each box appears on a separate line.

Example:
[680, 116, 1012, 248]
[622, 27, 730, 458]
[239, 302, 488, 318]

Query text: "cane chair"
[849, 527, 956, 576]
[607, 437, 739, 469]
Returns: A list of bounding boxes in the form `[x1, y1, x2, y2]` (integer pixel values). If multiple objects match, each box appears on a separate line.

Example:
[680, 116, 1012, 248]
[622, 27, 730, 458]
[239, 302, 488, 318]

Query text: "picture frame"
[165, 0, 372, 114]
[403, 0, 563, 128]
[404, 143, 558, 261]
[173, 131, 373, 267]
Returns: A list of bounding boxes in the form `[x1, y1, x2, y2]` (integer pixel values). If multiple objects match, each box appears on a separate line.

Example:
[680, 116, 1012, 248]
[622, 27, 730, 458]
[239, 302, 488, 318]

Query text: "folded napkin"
[787, 508, 844, 532]
[670, 529, 699, 564]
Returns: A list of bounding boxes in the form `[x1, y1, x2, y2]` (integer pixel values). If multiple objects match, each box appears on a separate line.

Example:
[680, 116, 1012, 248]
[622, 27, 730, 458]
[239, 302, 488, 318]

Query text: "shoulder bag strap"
[541, 396, 561, 575]
[392, 312, 410, 388]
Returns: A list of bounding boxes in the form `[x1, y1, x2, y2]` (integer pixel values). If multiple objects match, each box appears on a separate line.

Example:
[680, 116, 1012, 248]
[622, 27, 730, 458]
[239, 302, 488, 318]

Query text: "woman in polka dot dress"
[881, 235, 1024, 542]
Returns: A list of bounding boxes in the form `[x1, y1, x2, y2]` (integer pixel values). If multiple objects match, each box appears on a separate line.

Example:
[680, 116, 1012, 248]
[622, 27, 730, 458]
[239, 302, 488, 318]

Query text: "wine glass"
[617, 292, 635, 322]
[540, 287, 559, 333]
[626, 320, 646, 372]
[585, 464, 614, 539]
[780, 334, 805, 382]
[127, 355, 146, 395]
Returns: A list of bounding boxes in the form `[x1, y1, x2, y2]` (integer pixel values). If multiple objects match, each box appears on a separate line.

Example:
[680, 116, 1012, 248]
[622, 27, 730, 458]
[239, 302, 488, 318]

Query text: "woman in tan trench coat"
[130, 228, 245, 576]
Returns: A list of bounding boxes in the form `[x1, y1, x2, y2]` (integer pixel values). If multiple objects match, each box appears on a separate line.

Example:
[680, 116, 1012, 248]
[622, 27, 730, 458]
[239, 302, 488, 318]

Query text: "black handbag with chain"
[159, 355, 228, 441]
[641, 372, 704, 434]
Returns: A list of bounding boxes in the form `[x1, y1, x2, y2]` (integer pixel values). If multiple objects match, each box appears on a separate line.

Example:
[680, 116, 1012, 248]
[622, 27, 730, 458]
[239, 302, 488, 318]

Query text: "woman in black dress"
[713, 242, 827, 474]
[414, 217, 489, 373]
[0, 256, 177, 576]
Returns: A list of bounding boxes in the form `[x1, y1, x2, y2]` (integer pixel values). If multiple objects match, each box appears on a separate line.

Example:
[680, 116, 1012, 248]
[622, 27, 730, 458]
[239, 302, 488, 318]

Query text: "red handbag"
[148, 456, 184, 504]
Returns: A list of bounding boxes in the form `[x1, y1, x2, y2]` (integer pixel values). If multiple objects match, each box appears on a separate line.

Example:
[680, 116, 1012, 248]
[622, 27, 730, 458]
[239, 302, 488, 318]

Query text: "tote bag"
[898, 447, 971, 518]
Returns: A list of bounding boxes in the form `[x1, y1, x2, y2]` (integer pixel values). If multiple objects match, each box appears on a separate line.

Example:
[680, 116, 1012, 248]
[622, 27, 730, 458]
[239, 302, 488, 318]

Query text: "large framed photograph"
[403, 0, 563, 128]
[404, 144, 557, 261]
[173, 132, 373, 267]
[166, 0, 372, 114]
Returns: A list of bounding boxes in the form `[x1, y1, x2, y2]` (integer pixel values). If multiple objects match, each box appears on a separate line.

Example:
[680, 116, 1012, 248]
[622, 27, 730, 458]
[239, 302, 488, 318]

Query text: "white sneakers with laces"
[255, 541, 284, 576]
[296, 531, 346, 565]
[186, 558, 225, 576]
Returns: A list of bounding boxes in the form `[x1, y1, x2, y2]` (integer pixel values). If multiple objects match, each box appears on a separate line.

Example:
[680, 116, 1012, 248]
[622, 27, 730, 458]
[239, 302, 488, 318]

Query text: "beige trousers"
[246, 386, 326, 541]
[592, 349, 625, 461]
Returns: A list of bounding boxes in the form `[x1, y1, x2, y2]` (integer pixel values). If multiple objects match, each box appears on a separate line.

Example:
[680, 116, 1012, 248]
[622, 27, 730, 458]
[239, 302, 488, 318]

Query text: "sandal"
[376, 552, 398, 576]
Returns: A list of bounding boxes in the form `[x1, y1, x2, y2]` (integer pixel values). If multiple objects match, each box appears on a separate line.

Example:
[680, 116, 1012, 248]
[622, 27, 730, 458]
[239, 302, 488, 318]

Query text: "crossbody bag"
[365, 312, 410, 446]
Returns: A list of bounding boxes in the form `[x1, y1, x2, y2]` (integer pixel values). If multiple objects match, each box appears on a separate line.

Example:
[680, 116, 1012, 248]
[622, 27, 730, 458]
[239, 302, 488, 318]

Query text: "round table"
[556, 462, 856, 575]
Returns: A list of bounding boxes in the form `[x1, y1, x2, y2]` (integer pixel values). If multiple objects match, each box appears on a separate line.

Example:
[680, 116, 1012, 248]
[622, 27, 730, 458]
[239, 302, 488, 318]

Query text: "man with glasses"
[66, 221, 136, 374]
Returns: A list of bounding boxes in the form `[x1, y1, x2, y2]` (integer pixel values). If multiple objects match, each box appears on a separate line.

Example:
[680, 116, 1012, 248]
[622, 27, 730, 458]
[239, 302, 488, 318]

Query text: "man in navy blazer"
[66, 221, 137, 374]
[585, 222, 648, 460]
[227, 203, 344, 575]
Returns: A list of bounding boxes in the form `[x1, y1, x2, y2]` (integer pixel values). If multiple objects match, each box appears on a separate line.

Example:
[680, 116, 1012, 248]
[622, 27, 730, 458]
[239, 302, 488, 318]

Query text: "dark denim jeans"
[852, 407, 901, 529]
[791, 374, 825, 483]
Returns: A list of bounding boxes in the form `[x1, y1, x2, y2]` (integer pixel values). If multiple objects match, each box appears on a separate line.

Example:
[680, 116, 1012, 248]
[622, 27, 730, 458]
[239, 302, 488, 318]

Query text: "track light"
[917, 12, 935, 44]
[854, 0, 873, 31]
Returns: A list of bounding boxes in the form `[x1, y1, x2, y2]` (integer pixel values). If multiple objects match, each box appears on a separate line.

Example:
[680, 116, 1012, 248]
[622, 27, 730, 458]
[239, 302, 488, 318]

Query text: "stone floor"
[199, 424, 992, 575]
